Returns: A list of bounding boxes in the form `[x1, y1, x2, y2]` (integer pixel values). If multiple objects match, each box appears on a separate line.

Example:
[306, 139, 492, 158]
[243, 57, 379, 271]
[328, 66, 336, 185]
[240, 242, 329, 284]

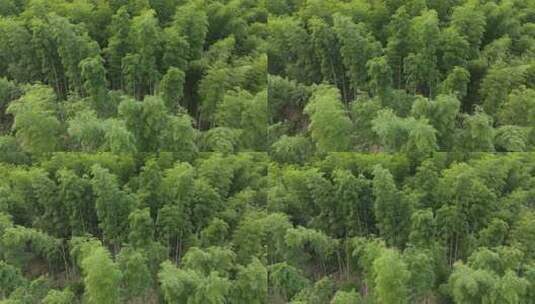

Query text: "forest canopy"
[0, 0, 534, 304]
[268, 0, 535, 153]
[0, 0, 267, 154]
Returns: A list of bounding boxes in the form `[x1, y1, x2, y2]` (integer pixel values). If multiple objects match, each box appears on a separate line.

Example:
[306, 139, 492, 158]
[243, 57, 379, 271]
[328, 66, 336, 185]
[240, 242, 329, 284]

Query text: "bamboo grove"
[0, 0, 534, 304]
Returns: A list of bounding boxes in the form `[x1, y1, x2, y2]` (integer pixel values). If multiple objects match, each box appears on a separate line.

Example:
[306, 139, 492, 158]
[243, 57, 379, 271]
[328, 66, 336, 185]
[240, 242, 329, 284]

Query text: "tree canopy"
[0, 0, 534, 303]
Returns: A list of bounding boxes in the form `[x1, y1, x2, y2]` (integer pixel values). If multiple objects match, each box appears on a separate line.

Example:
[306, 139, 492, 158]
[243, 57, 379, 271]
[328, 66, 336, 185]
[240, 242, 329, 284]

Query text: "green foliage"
[158, 260, 231, 304]
[373, 248, 410, 304]
[333, 14, 381, 95]
[1, 276, 49, 304]
[495, 125, 528, 152]
[285, 226, 338, 271]
[240, 90, 268, 150]
[372, 108, 438, 157]
[81, 244, 122, 304]
[270, 135, 313, 165]
[0, 149, 534, 303]
[80, 56, 108, 114]
[439, 28, 470, 72]
[404, 9, 441, 96]
[128, 208, 154, 249]
[451, 1, 486, 54]
[124, 9, 161, 98]
[330, 289, 361, 304]
[158, 261, 202, 303]
[200, 218, 229, 247]
[118, 95, 197, 154]
[181, 246, 235, 277]
[67, 109, 106, 151]
[231, 258, 267, 304]
[42, 289, 75, 304]
[372, 165, 411, 247]
[1, 226, 59, 269]
[266, 0, 534, 153]
[351, 98, 381, 148]
[48, 14, 101, 95]
[440, 66, 470, 99]
[293, 276, 336, 304]
[511, 212, 535, 260]
[0, 261, 26, 299]
[411, 94, 460, 148]
[6, 85, 61, 153]
[367, 56, 393, 96]
[403, 248, 435, 301]
[0, 77, 18, 119]
[0, 1, 535, 303]
[269, 262, 310, 301]
[214, 88, 267, 150]
[480, 63, 530, 116]
[172, 1, 208, 62]
[91, 164, 135, 246]
[449, 262, 496, 304]
[0, 136, 29, 164]
[159, 67, 185, 111]
[116, 247, 152, 300]
[304, 85, 352, 152]
[460, 110, 495, 151]
[0, 0, 265, 154]
[448, 246, 530, 304]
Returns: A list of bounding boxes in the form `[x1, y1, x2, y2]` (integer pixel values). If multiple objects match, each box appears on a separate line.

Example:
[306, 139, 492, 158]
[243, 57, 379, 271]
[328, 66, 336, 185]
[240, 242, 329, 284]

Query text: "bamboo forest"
[0, 0, 534, 303]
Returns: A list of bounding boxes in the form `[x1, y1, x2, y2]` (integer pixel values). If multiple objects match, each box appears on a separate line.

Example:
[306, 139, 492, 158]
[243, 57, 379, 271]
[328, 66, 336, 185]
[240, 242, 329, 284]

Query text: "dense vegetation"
[0, 0, 267, 154]
[0, 0, 534, 304]
[0, 152, 270, 303]
[1, 151, 535, 303]
[268, 152, 535, 303]
[268, 0, 535, 153]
